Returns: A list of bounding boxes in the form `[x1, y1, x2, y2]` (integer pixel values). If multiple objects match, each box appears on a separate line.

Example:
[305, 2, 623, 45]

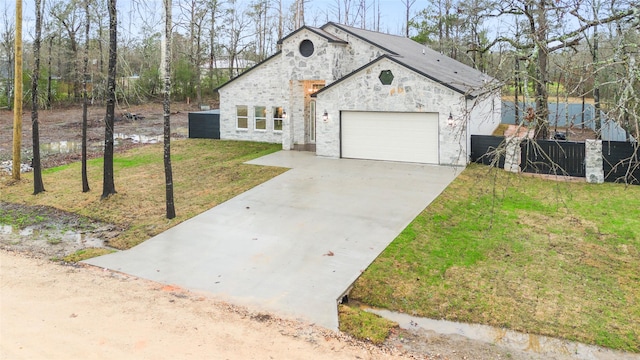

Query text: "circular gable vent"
[299, 39, 314, 57]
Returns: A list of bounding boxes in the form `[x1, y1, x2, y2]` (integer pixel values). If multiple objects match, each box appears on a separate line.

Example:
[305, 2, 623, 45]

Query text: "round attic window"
[299, 39, 314, 57]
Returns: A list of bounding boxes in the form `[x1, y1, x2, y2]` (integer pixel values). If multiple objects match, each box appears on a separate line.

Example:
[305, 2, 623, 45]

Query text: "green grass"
[62, 248, 116, 262]
[351, 164, 640, 352]
[338, 305, 398, 344]
[1, 139, 285, 249]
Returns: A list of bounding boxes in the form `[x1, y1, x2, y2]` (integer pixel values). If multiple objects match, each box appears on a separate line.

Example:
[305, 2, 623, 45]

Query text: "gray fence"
[501, 101, 628, 142]
[471, 135, 639, 185]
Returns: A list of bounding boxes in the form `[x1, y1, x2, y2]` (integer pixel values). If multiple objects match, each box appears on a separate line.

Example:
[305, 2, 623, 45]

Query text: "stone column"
[282, 81, 295, 150]
[585, 139, 604, 183]
[504, 137, 521, 173]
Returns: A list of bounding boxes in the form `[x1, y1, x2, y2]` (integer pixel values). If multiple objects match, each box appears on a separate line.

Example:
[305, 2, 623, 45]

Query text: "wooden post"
[12, 0, 23, 180]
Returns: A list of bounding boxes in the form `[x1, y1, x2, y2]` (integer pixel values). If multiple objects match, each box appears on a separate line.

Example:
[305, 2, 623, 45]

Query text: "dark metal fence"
[520, 139, 586, 177]
[470, 135, 506, 168]
[602, 141, 640, 184]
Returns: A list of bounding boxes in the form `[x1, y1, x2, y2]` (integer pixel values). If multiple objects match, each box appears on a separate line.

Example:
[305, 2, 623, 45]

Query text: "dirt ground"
[0, 103, 191, 168]
[0, 103, 602, 359]
[1, 248, 554, 360]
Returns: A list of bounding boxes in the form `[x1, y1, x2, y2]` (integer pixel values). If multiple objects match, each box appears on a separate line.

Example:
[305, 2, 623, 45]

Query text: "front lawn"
[350, 164, 640, 352]
[1, 140, 285, 250]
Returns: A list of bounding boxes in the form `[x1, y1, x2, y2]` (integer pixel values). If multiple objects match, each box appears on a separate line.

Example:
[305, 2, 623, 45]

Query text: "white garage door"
[341, 111, 439, 164]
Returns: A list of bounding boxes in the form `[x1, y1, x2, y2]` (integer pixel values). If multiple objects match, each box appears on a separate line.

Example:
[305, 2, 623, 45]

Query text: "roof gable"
[277, 25, 348, 45]
[215, 51, 281, 91]
[321, 23, 498, 97]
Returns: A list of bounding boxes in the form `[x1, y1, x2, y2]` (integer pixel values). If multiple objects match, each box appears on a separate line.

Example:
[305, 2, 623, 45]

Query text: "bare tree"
[1, 5, 15, 110]
[178, 0, 208, 105]
[49, 0, 82, 100]
[102, 0, 117, 199]
[163, 0, 176, 219]
[81, 0, 90, 192]
[31, 0, 45, 194]
[479, 0, 637, 139]
[223, 2, 254, 79]
[401, 0, 416, 37]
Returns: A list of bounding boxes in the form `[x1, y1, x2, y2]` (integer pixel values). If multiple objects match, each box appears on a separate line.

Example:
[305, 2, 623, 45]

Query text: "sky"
[5, 0, 420, 37]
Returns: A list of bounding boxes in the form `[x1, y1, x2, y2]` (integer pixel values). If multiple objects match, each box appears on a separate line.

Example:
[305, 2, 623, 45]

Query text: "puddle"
[366, 308, 638, 360]
[0, 224, 105, 248]
[40, 127, 188, 155]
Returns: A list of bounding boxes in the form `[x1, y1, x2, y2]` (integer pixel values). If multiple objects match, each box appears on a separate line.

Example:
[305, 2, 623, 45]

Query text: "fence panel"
[520, 139, 586, 177]
[602, 141, 640, 184]
[470, 135, 506, 168]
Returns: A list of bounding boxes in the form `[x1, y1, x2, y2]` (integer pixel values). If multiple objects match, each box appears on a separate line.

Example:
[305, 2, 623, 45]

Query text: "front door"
[303, 81, 324, 147]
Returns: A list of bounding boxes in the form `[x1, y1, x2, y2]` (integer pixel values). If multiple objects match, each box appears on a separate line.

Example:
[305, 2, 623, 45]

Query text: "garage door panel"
[341, 112, 439, 164]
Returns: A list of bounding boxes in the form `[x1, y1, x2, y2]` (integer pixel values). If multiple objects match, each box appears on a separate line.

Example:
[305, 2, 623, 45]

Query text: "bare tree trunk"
[592, 23, 601, 137]
[32, 0, 45, 194]
[534, 0, 550, 140]
[12, 0, 23, 181]
[514, 58, 520, 125]
[82, 0, 90, 192]
[47, 35, 53, 108]
[102, 0, 117, 199]
[163, 0, 176, 219]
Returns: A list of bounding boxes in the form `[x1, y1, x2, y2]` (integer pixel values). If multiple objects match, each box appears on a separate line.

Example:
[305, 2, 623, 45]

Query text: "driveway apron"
[84, 151, 460, 329]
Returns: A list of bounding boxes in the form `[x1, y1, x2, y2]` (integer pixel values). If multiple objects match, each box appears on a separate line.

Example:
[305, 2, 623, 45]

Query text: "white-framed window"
[236, 106, 248, 129]
[254, 106, 267, 130]
[273, 107, 283, 132]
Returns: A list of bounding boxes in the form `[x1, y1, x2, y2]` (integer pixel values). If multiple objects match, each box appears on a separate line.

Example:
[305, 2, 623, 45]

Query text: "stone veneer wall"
[315, 58, 468, 166]
[219, 56, 286, 144]
[501, 138, 606, 184]
[321, 25, 388, 79]
[585, 139, 604, 183]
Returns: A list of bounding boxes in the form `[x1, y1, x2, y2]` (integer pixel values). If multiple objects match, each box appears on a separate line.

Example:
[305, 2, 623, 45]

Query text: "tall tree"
[401, 0, 416, 37]
[1, 5, 15, 110]
[102, 0, 117, 199]
[49, 0, 82, 101]
[163, 0, 176, 219]
[31, 0, 45, 194]
[81, 0, 90, 192]
[12, 0, 22, 181]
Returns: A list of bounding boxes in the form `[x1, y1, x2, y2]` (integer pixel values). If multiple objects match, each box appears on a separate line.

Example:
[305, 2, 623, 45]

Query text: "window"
[273, 107, 283, 132]
[309, 101, 316, 142]
[378, 70, 394, 85]
[254, 106, 267, 130]
[236, 106, 248, 129]
[299, 40, 314, 57]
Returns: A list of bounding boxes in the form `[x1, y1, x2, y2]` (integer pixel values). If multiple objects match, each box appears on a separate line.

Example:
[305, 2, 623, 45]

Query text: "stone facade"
[218, 56, 286, 144]
[585, 139, 604, 183]
[315, 59, 468, 165]
[504, 137, 522, 173]
[217, 24, 501, 166]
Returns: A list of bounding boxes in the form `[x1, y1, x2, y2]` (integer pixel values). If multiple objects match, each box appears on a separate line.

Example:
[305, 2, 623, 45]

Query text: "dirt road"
[1, 250, 412, 360]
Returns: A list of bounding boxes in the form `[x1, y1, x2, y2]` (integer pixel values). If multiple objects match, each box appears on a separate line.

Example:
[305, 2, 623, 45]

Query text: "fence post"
[585, 139, 604, 183]
[504, 137, 521, 173]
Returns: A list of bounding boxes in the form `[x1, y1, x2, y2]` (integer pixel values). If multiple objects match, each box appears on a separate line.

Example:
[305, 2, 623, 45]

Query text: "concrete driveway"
[84, 151, 460, 329]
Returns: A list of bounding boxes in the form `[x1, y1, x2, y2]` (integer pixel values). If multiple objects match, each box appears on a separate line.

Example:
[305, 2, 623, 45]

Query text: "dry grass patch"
[1, 140, 285, 249]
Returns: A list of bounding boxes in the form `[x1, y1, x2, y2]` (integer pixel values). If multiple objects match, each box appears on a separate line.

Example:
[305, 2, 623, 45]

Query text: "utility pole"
[12, 0, 23, 180]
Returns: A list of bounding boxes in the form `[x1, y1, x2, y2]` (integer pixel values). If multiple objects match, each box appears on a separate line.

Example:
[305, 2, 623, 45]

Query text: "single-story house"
[217, 22, 501, 166]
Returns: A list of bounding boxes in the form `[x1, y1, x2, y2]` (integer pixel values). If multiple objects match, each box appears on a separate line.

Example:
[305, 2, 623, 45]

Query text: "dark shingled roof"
[320, 22, 498, 98]
[277, 25, 348, 45]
